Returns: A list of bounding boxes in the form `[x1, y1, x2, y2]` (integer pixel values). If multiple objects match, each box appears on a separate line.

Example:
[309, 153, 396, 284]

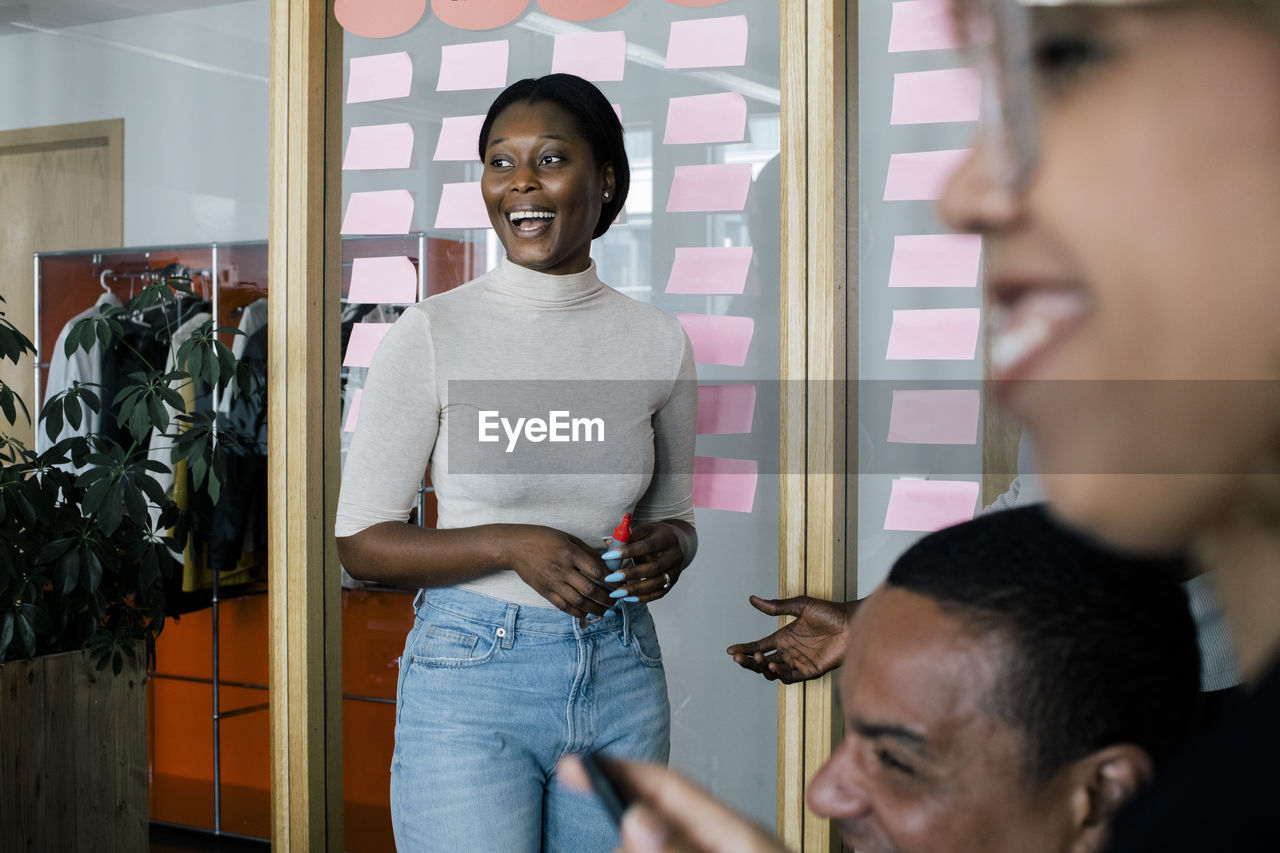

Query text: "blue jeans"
[390, 586, 670, 852]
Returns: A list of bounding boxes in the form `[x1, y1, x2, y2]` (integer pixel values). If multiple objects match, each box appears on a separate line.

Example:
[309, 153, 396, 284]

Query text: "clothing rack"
[35, 240, 262, 840]
[35, 234, 431, 841]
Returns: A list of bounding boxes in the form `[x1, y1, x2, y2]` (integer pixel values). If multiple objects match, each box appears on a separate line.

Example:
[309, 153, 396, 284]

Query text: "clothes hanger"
[99, 269, 114, 293]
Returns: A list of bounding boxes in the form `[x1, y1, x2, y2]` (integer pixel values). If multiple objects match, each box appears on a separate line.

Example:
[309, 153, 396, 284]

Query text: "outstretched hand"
[726, 595, 857, 684]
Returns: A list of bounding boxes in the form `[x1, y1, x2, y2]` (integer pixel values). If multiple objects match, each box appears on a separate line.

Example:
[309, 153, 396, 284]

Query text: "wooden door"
[0, 119, 123, 451]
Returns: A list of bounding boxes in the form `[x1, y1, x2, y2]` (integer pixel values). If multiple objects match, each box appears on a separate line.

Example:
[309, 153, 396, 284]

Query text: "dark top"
[1106, 655, 1280, 852]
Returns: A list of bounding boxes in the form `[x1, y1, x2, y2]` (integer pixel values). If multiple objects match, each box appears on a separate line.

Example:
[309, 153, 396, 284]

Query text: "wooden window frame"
[265, 2, 847, 850]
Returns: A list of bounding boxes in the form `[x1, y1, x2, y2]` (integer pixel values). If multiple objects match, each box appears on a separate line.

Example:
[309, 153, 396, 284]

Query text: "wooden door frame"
[779, 2, 847, 851]
[267, 2, 344, 850]
[266, 2, 847, 850]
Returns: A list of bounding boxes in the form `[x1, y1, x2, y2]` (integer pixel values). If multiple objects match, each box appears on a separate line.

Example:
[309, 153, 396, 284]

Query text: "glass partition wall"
[0, 0, 272, 844]
[852, 0, 993, 595]
[1, 1, 848, 849]
[333, 2, 783, 847]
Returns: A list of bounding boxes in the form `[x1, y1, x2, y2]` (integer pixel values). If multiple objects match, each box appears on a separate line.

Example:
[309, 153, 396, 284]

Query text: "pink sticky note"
[677, 314, 755, 367]
[437, 40, 509, 91]
[693, 456, 758, 513]
[663, 92, 748, 145]
[888, 234, 982, 288]
[335, 0, 425, 39]
[340, 190, 415, 235]
[666, 164, 753, 213]
[887, 389, 981, 445]
[665, 15, 749, 69]
[883, 479, 979, 532]
[888, 0, 960, 53]
[343, 323, 394, 368]
[551, 30, 626, 82]
[344, 389, 363, 433]
[433, 115, 486, 162]
[347, 52, 414, 104]
[349, 256, 418, 304]
[697, 385, 756, 435]
[434, 182, 492, 230]
[665, 247, 753, 295]
[885, 308, 981, 361]
[891, 68, 981, 125]
[343, 123, 414, 170]
[884, 149, 970, 201]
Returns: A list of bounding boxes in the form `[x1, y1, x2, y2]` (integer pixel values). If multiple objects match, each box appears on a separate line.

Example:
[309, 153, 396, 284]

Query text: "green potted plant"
[0, 278, 252, 848]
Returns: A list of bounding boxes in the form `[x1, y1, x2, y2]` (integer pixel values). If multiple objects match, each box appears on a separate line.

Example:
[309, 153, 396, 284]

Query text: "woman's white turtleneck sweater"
[336, 256, 697, 607]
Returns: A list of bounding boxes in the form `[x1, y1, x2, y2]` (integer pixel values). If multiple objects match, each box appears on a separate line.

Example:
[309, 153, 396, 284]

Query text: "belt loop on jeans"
[412, 588, 425, 611]
[501, 603, 518, 649]
[619, 601, 633, 647]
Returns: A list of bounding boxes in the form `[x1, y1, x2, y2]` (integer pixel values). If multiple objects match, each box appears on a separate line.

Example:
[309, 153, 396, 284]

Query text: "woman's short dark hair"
[478, 73, 629, 239]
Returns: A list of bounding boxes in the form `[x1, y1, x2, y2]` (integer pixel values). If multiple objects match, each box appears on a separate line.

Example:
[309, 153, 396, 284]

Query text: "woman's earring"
[604, 192, 610, 200]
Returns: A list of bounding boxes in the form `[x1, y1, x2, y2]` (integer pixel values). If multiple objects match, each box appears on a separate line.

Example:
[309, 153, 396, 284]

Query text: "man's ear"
[1066, 744, 1153, 853]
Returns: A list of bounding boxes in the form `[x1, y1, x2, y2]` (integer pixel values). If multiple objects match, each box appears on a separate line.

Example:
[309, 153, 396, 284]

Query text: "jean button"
[496, 627, 506, 638]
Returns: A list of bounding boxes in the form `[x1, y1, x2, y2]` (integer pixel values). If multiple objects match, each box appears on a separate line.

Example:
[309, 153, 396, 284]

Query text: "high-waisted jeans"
[390, 586, 670, 852]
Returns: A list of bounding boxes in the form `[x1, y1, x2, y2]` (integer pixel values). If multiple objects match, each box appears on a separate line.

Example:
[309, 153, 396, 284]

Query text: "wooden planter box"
[0, 644, 147, 851]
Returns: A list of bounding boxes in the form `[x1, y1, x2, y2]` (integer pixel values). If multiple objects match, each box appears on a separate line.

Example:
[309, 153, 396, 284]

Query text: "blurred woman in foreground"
[563, 1, 1280, 849]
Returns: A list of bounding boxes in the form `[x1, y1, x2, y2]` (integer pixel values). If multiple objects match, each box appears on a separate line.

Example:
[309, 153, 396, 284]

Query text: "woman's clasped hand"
[600, 520, 696, 605]
[492, 520, 695, 619]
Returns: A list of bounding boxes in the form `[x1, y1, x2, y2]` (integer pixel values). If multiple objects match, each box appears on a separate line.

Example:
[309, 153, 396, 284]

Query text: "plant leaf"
[189, 454, 207, 490]
[158, 384, 185, 413]
[65, 392, 83, 431]
[79, 386, 101, 413]
[64, 323, 83, 358]
[57, 551, 78, 595]
[146, 395, 169, 434]
[206, 464, 221, 505]
[128, 400, 151, 443]
[0, 386, 17, 425]
[15, 607, 35, 657]
[136, 473, 168, 509]
[82, 549, 104, 593]
[98, 490, 123, 535]
[43, 396, 65, 442]
[82, 476, 112, 515]
[0, 609, 13, 660]
[35, 537, 76, 565]
[123, 480, 146, 525]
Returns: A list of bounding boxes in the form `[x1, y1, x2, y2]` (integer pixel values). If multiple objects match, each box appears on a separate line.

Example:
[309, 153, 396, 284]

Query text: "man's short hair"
[886, 504, 1202, 783]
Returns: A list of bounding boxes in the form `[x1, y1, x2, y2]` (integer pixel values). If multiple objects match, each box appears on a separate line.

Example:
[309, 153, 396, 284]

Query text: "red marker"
[603, 512, 632, 574]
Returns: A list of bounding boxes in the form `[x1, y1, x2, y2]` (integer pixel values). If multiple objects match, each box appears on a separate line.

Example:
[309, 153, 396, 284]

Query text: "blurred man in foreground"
[561, 506, 1202, 852]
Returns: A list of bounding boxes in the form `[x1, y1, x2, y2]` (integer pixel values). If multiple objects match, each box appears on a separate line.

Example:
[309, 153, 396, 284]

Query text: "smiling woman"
[334, 73, 700, 852]
[935, 3, 1280, 848]
[478, 92, 618, 273]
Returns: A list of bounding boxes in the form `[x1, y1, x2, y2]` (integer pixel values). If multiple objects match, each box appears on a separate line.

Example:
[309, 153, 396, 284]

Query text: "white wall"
[0, 1, 269, 246]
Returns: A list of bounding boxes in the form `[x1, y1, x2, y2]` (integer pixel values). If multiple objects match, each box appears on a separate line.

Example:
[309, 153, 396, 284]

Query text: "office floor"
[150, 824, 270, 852]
